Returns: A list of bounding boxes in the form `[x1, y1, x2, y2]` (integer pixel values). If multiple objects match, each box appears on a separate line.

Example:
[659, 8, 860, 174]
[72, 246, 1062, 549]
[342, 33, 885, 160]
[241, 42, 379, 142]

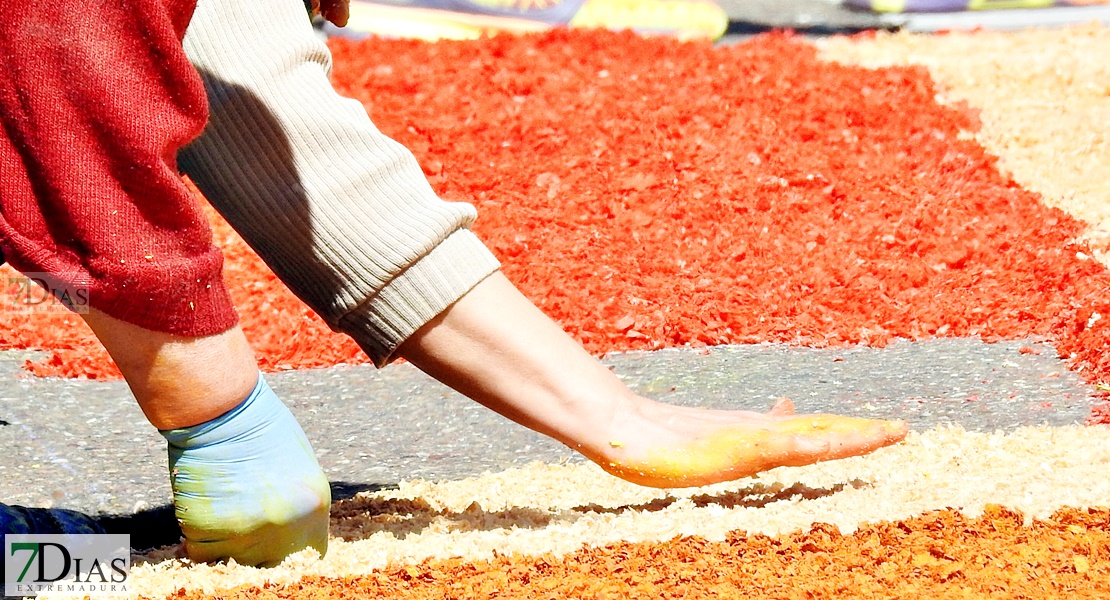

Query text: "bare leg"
[399, 272, 908, 488]
[81, 309, 257, 429]
[80, 309, 330, 566]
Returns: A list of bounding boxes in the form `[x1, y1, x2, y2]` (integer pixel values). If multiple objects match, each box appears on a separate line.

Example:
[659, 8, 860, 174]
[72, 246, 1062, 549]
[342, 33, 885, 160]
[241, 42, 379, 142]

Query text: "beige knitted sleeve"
[179, 0, 501, 365]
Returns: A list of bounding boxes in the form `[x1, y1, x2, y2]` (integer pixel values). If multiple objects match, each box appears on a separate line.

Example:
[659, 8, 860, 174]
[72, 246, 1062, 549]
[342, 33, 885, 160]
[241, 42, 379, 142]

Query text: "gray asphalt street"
[0, 337, 1097, 528]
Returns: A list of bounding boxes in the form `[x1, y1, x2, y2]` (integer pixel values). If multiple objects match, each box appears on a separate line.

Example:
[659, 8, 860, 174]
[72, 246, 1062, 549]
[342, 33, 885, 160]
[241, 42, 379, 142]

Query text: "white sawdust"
[130, 424, 1110, 598]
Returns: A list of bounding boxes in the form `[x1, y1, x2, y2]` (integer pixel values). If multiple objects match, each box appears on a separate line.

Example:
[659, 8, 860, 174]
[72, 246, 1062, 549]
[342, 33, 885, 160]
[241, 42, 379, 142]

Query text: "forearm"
[398, 272, 908, 489]
[397, 271, 637, 459]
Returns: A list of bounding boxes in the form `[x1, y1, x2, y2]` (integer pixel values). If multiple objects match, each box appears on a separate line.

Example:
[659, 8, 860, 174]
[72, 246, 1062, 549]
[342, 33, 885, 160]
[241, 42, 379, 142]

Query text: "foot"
[587, 397, 908, 488]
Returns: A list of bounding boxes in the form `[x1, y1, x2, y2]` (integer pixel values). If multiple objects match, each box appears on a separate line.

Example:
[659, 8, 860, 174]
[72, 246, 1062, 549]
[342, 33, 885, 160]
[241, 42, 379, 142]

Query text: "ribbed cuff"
[337, 229, 500, 366]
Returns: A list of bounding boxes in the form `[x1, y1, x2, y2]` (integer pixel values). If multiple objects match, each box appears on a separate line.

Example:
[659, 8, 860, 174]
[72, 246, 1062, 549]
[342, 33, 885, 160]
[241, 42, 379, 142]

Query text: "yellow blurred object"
[334, 0, 728, 41]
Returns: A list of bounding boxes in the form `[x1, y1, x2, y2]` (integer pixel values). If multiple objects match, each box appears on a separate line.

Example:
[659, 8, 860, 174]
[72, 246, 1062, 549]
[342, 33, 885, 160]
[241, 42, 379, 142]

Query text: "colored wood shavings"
[126, 425, 1110, 598]
[157, 505, 1110, 600]
[112, 27, 1110, 600]
[0, 31, 1106, 422]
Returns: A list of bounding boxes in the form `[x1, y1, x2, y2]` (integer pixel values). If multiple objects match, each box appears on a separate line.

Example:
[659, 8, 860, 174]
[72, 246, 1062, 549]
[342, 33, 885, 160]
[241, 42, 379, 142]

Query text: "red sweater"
[0, 0, 237, 335]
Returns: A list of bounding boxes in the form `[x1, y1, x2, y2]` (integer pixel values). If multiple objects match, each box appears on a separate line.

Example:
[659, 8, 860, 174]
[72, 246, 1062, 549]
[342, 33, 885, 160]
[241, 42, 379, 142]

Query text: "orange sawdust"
[161, 505, 1110, 599]
[1, 31, 1106, 423]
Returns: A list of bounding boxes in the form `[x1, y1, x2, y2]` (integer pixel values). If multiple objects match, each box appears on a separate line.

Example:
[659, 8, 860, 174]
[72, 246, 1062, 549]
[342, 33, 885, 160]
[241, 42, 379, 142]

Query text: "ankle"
[81, 311, 258, 429]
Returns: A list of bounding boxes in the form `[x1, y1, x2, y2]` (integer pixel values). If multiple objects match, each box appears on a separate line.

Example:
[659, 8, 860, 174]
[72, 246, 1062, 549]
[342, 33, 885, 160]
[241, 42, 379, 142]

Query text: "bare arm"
[399, 271, 908, 488]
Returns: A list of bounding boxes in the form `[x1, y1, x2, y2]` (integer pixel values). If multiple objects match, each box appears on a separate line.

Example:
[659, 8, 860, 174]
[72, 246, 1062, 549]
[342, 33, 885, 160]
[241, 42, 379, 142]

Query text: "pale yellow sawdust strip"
[129, 425, 1110, 598]
[817, 24, 1110, 263]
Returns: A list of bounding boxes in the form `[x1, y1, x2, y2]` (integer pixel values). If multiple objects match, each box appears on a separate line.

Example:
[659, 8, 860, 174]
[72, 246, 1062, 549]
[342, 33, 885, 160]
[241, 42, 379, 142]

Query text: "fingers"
[762, 429, 830, 469]
[598, 426, 828, 488]
[306, 0, 349, 27]
[322, 0, 350, 26]
[697, 415, 907, 476]
[769, 397, 796, 416]
[182, 503, 330, 567]
[775, 416, 909, 466]
[595, 414, 907, 489]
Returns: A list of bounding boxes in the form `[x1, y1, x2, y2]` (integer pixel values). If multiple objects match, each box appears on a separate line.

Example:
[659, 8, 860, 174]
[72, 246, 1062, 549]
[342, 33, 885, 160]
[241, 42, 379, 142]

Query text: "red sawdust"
[159, 505, 1110, 599]
[1, 32, 1107, 420]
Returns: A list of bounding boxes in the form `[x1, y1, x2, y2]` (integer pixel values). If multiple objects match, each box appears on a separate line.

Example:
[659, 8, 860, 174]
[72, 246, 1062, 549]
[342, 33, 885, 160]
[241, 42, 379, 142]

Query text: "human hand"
[592, 397, 909, 489]
[308, 0, 350, 26]
[162, 376, 331, 567]
[398, 272, 907, 491]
